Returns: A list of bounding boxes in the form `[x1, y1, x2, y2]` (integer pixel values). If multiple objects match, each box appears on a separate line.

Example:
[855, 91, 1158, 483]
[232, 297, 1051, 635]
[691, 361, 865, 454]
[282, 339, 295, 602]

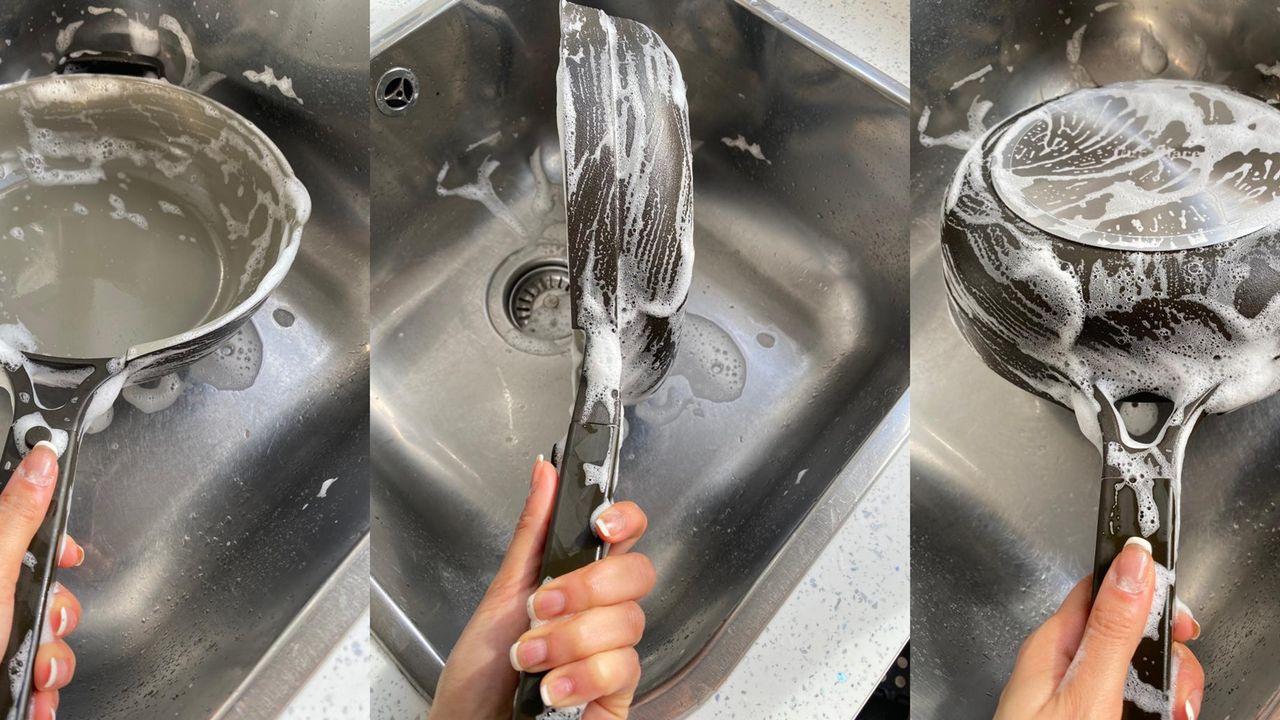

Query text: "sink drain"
[487, 244, 574, 355]
[375, 67, 418, 116]
[508, 263, 571, 338]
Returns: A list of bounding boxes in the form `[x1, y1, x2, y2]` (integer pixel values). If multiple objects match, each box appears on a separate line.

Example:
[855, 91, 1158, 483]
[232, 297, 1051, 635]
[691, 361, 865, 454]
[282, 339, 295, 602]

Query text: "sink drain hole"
[375, 67, 418, 115]
[506, 261, 572, 340]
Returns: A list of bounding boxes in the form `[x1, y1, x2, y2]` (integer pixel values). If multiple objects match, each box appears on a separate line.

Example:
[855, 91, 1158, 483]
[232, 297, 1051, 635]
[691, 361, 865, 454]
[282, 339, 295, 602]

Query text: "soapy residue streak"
[948, 64, 992, 91]
[1259, 62, 1280, 78]
[720, 134, 772, 164]
[242, 66, 304, 105]
[318, 477, 338, 498]
[917, 97, 995, 150]
[436, 158, 528, 237]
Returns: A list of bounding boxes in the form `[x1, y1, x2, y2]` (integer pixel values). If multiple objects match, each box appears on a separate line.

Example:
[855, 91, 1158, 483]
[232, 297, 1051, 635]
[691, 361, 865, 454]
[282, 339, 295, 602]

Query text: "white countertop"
[358, 1, 910, 719]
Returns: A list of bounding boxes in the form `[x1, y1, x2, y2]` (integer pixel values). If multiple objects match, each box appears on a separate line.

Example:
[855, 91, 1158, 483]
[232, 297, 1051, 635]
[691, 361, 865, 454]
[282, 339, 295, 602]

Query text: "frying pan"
[0, 74, 308, 718]
[511, 2, 693, 717]
[942, 79, 1280, 719]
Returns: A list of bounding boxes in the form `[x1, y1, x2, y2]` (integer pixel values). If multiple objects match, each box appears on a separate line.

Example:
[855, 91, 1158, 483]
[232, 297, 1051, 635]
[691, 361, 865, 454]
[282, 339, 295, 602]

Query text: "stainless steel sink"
[0, 2, 370, 718]
[370, 0, 908, 715]
[911, 2, 1280, 718]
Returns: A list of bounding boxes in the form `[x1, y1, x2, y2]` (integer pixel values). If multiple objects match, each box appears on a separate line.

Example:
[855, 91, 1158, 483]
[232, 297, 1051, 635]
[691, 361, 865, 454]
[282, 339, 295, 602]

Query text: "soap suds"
[720, 134, 772, 164]
[242, 66, 304, 105]
[917, 97, 995, 150]
[948, 64, 993, 91]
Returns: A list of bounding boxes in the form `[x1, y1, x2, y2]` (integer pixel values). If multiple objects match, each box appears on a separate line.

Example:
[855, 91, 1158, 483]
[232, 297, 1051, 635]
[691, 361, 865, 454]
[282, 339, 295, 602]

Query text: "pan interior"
[990, 80, 1280, 252]
[0, 75, 305, 360]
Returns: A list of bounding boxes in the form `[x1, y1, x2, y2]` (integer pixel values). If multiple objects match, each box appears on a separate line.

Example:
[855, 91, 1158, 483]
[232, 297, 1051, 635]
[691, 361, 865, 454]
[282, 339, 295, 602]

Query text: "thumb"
[1059, 537, 1155, 706]
[486, 457, 559, 603]
[0, 442, 61, 648]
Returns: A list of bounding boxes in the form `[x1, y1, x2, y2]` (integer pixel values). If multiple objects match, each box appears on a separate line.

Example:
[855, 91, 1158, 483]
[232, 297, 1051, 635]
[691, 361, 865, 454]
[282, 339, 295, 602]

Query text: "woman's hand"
[0, 442, 87, 720]
[995, 538, 1204, 720]
[430, 457, 655, 720]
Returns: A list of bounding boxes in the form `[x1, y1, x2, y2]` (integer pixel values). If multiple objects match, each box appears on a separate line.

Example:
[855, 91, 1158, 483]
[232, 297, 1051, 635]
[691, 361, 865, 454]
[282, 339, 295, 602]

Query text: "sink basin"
[911, 1, 1280, 718]
[0, 2, 370, 717]
[370, 0, 908, 714]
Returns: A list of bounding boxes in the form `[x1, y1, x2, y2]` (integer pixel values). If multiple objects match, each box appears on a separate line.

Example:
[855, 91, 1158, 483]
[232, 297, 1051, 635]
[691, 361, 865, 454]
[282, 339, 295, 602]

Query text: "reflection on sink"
[370, 0, 908, 714]
[911, 1, 1280, 718]
[0, 1, 370, 718]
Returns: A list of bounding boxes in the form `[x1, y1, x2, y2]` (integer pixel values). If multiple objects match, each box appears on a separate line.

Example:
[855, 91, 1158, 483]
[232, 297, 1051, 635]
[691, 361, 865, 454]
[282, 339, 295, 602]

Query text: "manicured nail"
[17, 444, 57, 487]
[43, 658, 60, 689]
[529, 589, 566, 621]
[1114, 537, 1152, 594]
[55, 606, 68, 637]
[595, 509, 625, 540]
[508, 641, 522, 671]
[510, 638, 547, 671]
[541, 676, 573, 707]
[1186, 690, 1202, 720]
[530, 454, 545, 490]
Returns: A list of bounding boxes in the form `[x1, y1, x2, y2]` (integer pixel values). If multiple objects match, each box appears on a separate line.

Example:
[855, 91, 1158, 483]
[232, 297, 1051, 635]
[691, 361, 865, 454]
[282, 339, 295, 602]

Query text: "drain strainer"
[508, 263, 571, 338]
[375, 67, 418, 116]
[486, 244, 574, 356]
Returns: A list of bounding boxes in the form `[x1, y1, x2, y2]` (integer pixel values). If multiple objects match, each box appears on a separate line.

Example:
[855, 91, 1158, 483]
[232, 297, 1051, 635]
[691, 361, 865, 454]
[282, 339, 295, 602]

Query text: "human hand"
[995, 538, 1204, 720]
[0, 442, 87, 720]
[429, 456, 655, 720]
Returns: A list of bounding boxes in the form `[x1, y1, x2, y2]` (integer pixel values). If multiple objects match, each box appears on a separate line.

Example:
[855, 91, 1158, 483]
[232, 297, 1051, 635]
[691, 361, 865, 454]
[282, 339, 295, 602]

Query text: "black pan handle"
[512, 385, 619, 719]
[1, 357, 116, 719]
[1090, 385, 1212, 720]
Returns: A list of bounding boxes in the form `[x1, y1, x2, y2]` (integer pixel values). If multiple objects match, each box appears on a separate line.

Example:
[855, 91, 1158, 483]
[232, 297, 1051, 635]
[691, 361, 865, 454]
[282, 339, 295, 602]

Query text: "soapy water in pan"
[0, 178, 228, 358]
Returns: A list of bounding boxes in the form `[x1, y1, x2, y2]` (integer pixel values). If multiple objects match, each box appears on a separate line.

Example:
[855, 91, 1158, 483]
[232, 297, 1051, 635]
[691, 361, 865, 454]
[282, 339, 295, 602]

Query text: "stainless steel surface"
[0, 2, 370, 718]
[370, 0, 908, 715]
[912, 2, 1280, 718]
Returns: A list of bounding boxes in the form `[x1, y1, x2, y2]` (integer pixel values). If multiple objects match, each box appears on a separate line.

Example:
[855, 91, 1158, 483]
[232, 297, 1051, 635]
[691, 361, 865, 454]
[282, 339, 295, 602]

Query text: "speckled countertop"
[357, 1, 910, 719]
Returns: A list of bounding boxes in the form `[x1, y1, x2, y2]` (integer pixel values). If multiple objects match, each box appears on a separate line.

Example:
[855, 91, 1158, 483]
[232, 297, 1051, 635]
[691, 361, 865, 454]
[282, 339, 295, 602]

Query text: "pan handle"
[1089, 385, 1211, 720]
[512, 389, 619, 719]
[0, 358, 116, 720]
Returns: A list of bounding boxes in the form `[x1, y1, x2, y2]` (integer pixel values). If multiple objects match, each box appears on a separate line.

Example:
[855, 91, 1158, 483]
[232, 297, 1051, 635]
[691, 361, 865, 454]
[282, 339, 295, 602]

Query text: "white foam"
[918, 96, 995, 151]
[242, 66, 304, 105]
[720, 134, 772, 164]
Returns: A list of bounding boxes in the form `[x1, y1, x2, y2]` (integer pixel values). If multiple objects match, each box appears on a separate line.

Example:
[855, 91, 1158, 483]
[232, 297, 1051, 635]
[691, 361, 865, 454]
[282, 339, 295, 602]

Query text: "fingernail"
[17, 444, 57, 487]
[55, 606, 68, 637]
[510, 638, 547, 671]
[595, 509, 625, 540]
[43, 657, 60, 689]
[541, 676, 573, 707]
[1186, 690, 1202, 720]
[1113, 537, 1152, 594]
[58, 536, 68, 564]
[530, 454, 545, 490]
[529, 589, 566, 621]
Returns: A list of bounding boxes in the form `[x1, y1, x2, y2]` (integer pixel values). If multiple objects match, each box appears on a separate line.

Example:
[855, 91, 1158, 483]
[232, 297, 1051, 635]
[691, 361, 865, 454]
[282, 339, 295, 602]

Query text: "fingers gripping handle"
[512, 413, 620, 720]
[1089, 385, 1211, 720]
[1, 359, 114, 719]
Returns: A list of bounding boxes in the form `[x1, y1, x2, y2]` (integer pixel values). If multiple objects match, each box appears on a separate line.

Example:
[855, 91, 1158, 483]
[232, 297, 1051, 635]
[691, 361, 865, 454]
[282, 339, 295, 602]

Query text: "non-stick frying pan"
[942, 79, 1280, 719]
[511, 2, 693, 717]
[0, 74, 308, 719]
